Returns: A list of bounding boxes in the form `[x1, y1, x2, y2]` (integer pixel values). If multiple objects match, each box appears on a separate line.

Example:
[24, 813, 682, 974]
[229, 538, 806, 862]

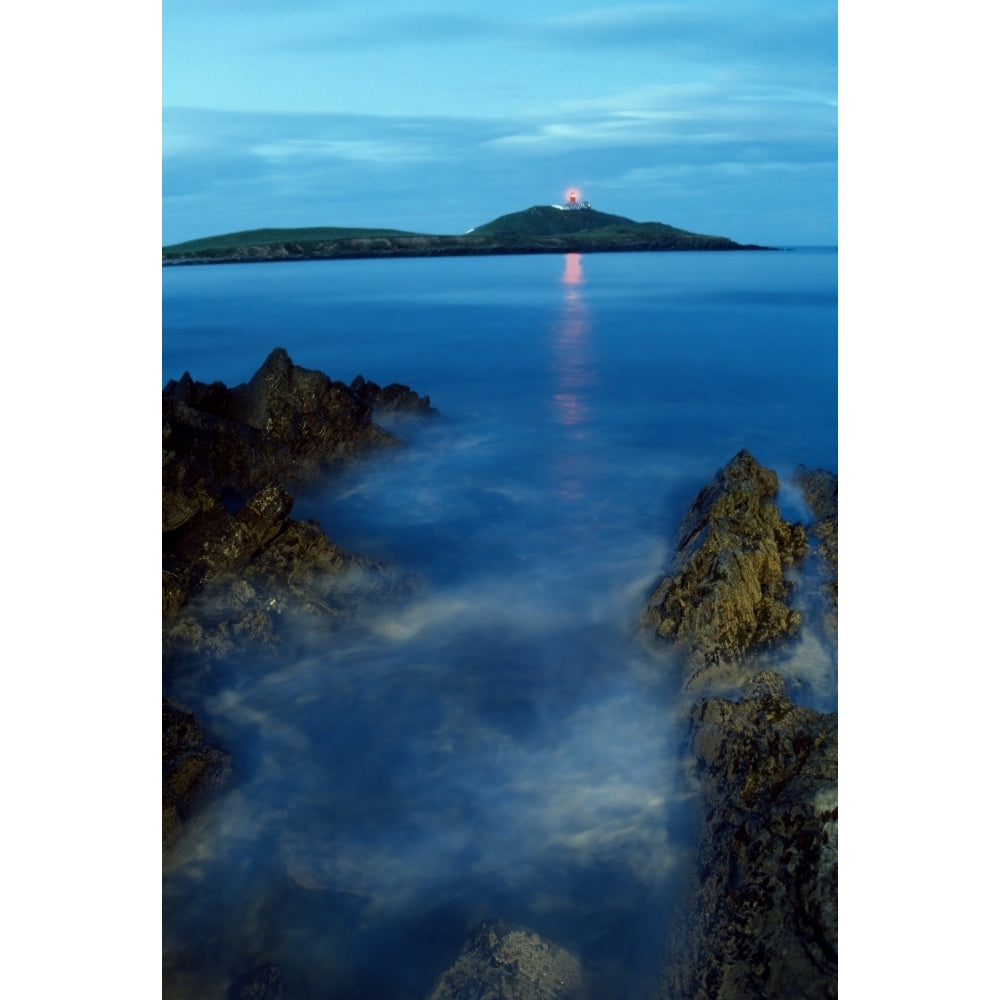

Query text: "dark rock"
[662, 672, 837, 1000]
[162, 697, 232, 851]
[245, 517, 409, 616]
[643, 450, 808, 691]
[163, 348, 401, 506]
[642, 454, 836, 998]
[222, 347, 392, 461]
[163, 517, 416, 664]
[228, 962, 284, 1000]
[162, 483, 295, 617]
[163, 350, 435, 854]
[161, 478, 218, 534]
[350, 374, 440, 415]
[428, 920, 584, 1000]
[163, 349, 435, 622]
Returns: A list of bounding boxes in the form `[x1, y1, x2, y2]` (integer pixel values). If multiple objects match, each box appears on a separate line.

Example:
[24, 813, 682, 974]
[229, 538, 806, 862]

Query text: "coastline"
[163, 233, 778, 266]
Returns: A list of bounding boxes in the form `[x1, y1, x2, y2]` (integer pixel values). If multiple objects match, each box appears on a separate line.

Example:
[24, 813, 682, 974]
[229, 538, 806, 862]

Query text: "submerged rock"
[428, 920, 584, 1000]
[643, 450, 807, 691]
[163, 516, 414, 665]
[162, 697, 232, 852]
[663, 672, 837, 1000]
[228, 962, 284, 1000]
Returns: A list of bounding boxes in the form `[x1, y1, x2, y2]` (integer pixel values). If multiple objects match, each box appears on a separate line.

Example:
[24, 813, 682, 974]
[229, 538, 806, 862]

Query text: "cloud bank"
[163, 0, 836, 245]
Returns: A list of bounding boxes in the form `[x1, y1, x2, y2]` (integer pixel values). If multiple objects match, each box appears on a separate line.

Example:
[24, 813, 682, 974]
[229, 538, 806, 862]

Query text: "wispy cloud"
[484, 80, 835, 157]
[276, 11, 501, 52]
[250, 138, 439, 165]
[267, 2, 836, 68]
[163, 2, 836, 244]
[537, 2, 836, 54]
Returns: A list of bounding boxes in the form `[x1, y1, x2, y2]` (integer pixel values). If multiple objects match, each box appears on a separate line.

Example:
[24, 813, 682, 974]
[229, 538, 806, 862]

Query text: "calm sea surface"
[162, 250, 837, 999]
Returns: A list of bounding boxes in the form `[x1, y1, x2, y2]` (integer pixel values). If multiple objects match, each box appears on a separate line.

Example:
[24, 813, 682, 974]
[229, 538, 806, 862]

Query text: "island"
[162, 204, 774, 265]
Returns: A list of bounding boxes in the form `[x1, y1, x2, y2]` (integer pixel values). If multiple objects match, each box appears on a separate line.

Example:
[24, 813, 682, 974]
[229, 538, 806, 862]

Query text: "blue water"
[162, 250, 837, 999]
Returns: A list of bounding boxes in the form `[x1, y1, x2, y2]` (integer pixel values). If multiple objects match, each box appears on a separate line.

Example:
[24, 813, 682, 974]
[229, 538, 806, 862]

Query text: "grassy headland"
[163, 206, 773, 265]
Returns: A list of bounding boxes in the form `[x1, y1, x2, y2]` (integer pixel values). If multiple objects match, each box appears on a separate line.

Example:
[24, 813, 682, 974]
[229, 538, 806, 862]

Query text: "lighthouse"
[557, 189, 592, 211]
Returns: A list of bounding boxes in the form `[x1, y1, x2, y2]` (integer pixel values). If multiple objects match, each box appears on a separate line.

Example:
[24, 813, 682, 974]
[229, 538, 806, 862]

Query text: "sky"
[162, 0, 837, 246]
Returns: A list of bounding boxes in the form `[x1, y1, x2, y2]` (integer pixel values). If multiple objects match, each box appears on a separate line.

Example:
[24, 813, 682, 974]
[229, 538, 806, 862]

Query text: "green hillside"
[468, 205, 699, 238]
[163, 225, 429, 254]
[163, 206, 764, 264]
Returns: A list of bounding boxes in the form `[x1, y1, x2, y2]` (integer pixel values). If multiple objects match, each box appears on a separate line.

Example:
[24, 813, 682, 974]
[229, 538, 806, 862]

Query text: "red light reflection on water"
[561, 252, 583, 287]
[552, 254, 593, 500]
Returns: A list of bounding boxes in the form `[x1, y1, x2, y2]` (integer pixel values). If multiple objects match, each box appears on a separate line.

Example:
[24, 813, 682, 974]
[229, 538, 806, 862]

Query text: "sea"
[162, 248, 837, 999]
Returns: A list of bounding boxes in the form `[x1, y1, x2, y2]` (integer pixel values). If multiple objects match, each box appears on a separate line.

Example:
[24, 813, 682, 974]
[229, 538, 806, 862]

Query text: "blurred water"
[162, 249, 837, 998]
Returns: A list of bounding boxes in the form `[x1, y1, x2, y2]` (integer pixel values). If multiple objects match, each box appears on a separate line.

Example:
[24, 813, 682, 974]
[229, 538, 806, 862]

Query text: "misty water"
[162, 250, 837, 999]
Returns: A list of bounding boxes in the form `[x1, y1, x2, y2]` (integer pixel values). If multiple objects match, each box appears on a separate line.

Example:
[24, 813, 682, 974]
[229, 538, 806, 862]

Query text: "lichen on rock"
[643, 453, 837, 999]
[662, 671, 837, 1000]
[162, 697, 233, 853]
[643, 450, 808, 690]
[163, 348, 434, 638]
[428, 920, 584, 1000]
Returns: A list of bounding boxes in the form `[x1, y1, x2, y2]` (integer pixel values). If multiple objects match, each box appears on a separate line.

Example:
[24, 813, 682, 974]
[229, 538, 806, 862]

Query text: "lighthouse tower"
[559, 189, 592, 210]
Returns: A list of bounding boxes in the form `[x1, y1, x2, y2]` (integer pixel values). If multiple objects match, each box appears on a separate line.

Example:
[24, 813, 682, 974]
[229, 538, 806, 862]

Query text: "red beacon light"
[561, 188, 590, 210]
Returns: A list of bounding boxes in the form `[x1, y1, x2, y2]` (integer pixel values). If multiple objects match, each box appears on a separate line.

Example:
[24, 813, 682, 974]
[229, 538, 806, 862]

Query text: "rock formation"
[163, 346, 436, 506]
[643, 450, 808, 692]
[427, 920, 584, 1000]
[163, 349, 437, 846]
[163, 347, 435, 642]
[661, 672, 837, 999]
[644, 452, 838, 999]
[162, 697, 233, 852]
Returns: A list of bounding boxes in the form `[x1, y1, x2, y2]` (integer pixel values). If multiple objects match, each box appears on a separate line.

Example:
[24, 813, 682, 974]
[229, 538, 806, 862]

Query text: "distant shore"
[163, 231, 776, 266]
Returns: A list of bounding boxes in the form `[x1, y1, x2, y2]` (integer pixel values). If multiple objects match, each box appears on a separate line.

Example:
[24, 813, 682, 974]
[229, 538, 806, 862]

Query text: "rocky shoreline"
[162, 348, 438, 851]
[644, 452, 837, 999]
[163, 353, 836, 997]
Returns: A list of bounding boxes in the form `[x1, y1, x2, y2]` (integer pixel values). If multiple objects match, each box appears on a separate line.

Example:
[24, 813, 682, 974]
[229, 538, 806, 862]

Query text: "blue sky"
[163, 0, 837, 246]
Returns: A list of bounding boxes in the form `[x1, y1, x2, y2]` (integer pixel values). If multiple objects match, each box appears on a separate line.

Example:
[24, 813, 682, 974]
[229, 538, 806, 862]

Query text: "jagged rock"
[162, 698, 232, 851]
[163, 349, 434, 622]
[163, 348, 402, 505]
[643, 455, 837, 998]
[350, 374, 440, 415]
[162, 483, 295, 617]
[163, 379, 285, 503]
[222, 347, 393, 460]
[792, 466, 838, 642]
[163, 350, 435, 854]
[661, 671, 837, 1000]
[161, 478, 218, 534]
[245, 517, 410, 616]
[428, 920, 584, 1000]
[643, 450, 807, 691]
